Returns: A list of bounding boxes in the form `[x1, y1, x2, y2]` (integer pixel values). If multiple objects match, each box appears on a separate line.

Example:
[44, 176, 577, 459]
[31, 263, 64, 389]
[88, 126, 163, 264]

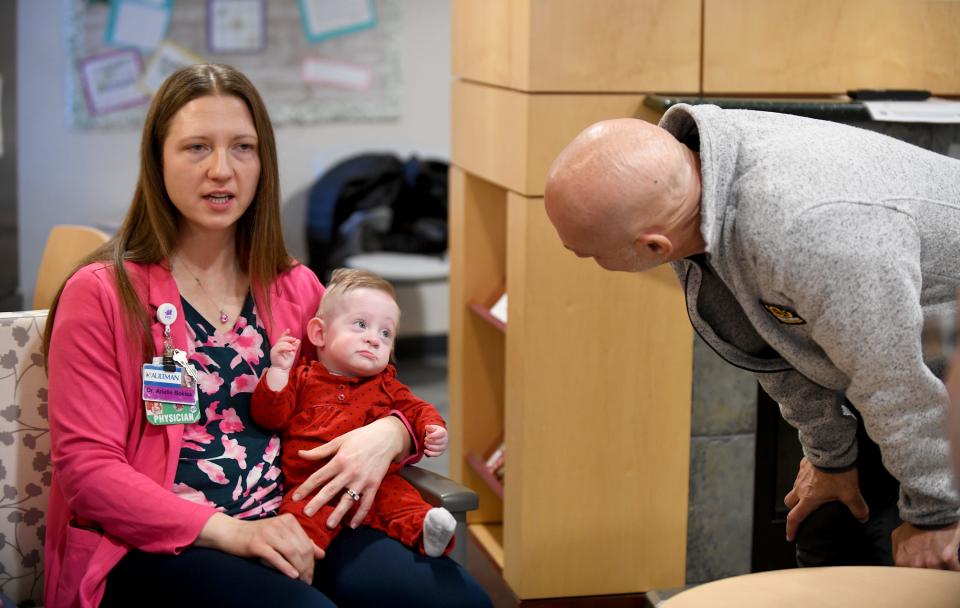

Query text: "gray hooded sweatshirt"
[662, 103, 960, 526]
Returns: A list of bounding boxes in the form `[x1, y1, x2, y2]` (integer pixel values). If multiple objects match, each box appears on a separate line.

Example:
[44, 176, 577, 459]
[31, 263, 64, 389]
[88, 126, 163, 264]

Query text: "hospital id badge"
[142, 360, 200, 425]
[144, 398, 200, 425]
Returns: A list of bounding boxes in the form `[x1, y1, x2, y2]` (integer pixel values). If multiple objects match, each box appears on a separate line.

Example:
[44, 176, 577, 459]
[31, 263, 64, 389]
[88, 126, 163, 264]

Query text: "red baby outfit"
[250, 361, 447, 555]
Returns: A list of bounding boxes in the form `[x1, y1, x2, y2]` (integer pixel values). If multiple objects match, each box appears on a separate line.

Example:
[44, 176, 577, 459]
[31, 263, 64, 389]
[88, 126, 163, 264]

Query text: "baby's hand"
[423, 424, 448, 457]
[270, 330, 301, 373]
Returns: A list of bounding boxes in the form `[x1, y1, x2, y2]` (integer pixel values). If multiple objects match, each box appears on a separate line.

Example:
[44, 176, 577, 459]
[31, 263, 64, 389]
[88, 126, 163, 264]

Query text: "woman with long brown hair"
[43, 64, 490, 608]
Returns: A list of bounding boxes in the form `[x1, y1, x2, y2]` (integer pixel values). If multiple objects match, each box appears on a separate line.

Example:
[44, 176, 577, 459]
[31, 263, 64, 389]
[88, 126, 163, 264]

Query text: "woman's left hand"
[293, 416, 411, 529]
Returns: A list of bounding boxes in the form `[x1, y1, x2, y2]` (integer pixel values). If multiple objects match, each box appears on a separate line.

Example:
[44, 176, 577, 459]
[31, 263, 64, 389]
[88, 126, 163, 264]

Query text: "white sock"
[423, 507, 456, 557]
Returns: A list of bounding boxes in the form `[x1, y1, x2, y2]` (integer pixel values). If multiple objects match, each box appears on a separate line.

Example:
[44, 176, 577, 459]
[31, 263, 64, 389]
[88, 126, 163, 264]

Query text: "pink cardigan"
[44, 261, 324, 608]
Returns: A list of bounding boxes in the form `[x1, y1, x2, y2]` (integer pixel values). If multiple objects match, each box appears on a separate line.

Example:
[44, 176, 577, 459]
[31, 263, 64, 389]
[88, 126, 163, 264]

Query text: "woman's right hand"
[195, 512, 324, 583]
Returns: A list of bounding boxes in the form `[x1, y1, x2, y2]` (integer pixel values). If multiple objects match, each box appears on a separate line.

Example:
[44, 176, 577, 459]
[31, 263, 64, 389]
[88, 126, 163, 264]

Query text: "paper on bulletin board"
[139, 40, 205, 95]
[298, 0, 377, 43]
[67, 0, 401, 129]
[301, 57, 373, 91]
[105, 0, 173, 51]
[77, 48, 150, 115]
[208, 0, 266, 54]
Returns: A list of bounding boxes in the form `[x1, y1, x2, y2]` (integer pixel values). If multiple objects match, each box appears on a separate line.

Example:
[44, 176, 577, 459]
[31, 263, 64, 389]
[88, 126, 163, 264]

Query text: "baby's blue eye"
[380, 329, 392, 340]
[354, 319, 367, 329]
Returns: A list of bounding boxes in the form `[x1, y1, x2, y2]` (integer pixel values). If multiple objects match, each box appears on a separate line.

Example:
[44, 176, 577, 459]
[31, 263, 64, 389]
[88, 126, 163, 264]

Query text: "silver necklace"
[174, 256, 234, 326]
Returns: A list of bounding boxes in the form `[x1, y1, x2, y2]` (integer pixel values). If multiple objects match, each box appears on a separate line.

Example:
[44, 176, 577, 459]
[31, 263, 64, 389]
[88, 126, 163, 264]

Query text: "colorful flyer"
[208, 0, 267, 54]
[77, 48, 150, 115]
[301, 57, 373, 91]
[297, 0, 377, 44]
[105, 0, 173, 51]
[139, 40, 205, 95]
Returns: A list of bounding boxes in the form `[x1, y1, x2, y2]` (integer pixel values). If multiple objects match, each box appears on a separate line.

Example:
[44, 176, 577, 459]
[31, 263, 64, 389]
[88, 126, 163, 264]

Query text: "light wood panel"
[703, 0, 960, 95]
[470, 523, 505, 570]
[523, 0, 700, 92]
[452, 0, 701, 93]
[448, 167, 508, 523]
[33, 225, 109, 310]
[662, 566, 960, 608]
[451, 80, 663, 197]
[451, 0, 515, 87]
[503, 193, 692, 598]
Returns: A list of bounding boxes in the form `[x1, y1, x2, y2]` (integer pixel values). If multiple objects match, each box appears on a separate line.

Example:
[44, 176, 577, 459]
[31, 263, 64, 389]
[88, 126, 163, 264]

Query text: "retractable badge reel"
[141, 304, 201, 425]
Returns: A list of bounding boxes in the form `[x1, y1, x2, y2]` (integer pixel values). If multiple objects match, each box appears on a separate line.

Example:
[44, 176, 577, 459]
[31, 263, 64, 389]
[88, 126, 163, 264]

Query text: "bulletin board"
[66, 0, 401, 129]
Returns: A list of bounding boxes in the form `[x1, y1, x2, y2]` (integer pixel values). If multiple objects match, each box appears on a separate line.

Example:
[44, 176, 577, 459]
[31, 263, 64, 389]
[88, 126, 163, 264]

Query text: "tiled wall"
[686, 336, 757, 584]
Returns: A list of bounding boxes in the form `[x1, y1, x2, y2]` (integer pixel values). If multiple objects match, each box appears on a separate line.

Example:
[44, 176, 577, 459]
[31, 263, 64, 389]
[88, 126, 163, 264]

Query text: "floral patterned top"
[172, 295, 282, 519]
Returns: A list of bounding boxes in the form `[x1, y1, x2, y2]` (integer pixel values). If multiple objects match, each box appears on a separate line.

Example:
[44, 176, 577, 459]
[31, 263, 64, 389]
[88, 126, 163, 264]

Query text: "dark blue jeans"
[101, 526, 492, 608]
[794, 411, 901, 567]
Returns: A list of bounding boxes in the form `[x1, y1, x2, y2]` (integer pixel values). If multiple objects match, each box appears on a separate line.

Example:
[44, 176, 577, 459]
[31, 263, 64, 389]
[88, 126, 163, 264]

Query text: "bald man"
[545, 103, 960, 570]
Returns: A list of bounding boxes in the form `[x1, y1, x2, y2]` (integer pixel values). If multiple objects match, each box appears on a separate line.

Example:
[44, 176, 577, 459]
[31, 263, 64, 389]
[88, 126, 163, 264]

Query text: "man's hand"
[892, 522, 960, 570]
[423, 424, 448, 457]
[784, 457, 869, 541]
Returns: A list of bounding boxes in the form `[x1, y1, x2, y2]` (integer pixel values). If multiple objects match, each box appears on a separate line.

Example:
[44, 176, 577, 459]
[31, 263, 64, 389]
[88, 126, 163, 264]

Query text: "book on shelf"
[466, 287, 507, 332]
[489, 292, 507, 325]
[484, 438, 506, 482]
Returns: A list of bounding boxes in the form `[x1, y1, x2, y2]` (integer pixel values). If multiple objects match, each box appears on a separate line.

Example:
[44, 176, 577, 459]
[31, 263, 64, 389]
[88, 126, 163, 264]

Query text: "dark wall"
[0, 0, 20, 311]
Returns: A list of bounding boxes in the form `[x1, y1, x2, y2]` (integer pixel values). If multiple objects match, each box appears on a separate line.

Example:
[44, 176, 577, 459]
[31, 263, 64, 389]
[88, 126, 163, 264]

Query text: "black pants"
[794, 412, 901, 567]
[101, 526, 492, 608]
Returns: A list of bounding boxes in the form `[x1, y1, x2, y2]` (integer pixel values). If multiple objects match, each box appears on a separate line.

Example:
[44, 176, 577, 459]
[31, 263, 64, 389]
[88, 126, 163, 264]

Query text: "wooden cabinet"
[702, 0, 960, 95]
[452, 0, 701, 93]
[449, 165, 694, 599]
[451, 80, 662, 197]
[450, 3, 696, 599]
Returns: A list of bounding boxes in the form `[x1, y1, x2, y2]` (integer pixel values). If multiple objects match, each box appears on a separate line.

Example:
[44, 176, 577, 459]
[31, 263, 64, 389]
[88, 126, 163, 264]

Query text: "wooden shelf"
[451, 168, 693, 599]
[466, 452, 504, 500]
[468, 301, 506, 333]
[469, 523, 504, 571]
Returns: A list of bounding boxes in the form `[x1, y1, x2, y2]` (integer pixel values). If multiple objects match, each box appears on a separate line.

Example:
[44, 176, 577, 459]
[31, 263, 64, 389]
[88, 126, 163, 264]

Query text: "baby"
[250, 268, 456, 557]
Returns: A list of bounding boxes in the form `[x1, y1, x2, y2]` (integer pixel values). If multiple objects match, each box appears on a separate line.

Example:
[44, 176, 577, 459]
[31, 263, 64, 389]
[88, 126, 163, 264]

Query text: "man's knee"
[794, 501, 861, 567]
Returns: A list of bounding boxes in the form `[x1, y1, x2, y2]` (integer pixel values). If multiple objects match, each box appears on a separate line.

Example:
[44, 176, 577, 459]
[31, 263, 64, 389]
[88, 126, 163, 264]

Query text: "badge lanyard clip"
[162, 326, 176, 372]
[157, 303, 178, 371]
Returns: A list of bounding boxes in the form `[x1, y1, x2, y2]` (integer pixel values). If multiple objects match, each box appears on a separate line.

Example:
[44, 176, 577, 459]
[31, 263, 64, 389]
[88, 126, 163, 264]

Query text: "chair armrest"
[400, 465, 479, 513]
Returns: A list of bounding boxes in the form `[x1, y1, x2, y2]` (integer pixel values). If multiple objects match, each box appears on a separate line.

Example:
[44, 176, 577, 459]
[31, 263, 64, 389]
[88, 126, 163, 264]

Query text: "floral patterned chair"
[0, 310, 49, 607]
[0, 309, 477, 607]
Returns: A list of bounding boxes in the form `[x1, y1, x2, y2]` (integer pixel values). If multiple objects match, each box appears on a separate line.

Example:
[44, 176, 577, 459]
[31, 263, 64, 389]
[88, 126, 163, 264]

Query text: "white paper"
[108, 0, 171, 50]
[139, 41, 204, 95]
[489, 293, 508, 325]
[209, 0, 265, 53]
[301, 57, 373, 90]
[300, 0, 375, 40]
[863, 99, 960, 124]
[79, 50, 148, 115]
